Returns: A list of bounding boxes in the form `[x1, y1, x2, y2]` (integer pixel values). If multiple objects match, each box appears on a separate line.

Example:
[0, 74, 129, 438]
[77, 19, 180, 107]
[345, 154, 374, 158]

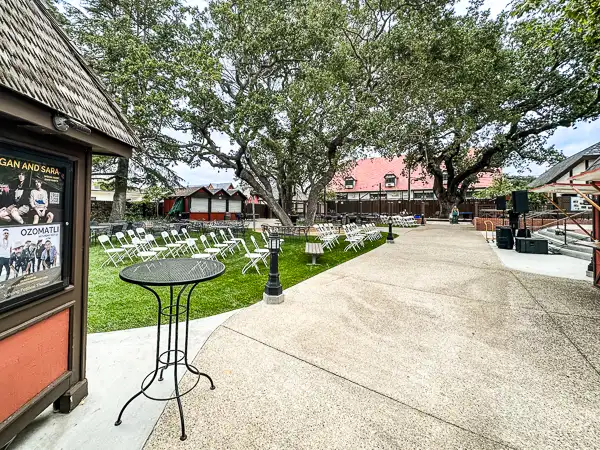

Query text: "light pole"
[263, 231, 284, 304]
[387, 216, 394, 244]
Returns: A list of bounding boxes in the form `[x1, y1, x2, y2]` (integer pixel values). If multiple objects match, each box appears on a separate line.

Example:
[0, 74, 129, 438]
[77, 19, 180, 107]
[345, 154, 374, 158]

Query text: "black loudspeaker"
[496, 226, 514, 249]
[516, 228, 531, 238]
[515, 238, 548, 254]
[512, 190, 529, 213]
[495, 196, 507, 210]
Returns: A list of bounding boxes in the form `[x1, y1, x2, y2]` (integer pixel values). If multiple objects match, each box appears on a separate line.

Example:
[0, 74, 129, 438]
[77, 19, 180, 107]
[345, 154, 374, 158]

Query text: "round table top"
[119, 258, 225, 286]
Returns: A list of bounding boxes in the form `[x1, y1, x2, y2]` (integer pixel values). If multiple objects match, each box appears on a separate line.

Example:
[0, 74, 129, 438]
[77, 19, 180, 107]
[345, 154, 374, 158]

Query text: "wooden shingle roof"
[0, 0, 138, 147]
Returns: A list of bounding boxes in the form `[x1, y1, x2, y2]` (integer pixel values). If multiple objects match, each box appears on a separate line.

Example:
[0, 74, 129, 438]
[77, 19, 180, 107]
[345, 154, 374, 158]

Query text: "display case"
[0, 143, 74, 313]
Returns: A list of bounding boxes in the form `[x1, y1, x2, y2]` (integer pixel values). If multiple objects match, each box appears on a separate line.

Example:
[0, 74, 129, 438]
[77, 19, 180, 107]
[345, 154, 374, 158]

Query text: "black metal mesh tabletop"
[119, 259, 225, 286]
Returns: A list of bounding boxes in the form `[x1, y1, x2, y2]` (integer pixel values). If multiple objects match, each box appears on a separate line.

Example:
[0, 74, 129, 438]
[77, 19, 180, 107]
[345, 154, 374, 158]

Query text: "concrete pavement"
[144, 224, 600, 449]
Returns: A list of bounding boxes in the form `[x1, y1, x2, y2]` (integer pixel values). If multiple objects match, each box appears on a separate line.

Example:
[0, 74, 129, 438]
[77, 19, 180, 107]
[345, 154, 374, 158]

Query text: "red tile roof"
[332, 157, 497, 192]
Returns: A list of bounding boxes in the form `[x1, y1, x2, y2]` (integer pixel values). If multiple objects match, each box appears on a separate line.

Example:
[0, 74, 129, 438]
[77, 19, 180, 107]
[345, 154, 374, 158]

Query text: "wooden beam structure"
[544, 193, 594, 239]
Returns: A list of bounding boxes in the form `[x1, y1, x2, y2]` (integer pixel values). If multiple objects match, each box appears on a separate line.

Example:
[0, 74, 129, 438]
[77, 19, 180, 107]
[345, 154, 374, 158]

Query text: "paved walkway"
[483, 232, 590, 281]
[145, 224, 600, 450]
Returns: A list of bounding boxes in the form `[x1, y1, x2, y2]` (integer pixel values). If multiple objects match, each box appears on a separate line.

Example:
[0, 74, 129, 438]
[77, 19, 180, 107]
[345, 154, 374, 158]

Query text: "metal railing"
[528, 210, 592, 245]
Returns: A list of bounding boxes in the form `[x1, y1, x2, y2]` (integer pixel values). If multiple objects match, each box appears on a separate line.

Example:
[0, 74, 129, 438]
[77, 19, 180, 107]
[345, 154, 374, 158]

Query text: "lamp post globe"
[387, 216, 394, 244]
[263, 231, 284, 304]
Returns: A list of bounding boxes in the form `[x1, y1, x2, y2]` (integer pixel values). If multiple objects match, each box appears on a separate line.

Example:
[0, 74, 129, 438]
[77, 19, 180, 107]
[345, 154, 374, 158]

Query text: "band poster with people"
[0, 146, 70, 308]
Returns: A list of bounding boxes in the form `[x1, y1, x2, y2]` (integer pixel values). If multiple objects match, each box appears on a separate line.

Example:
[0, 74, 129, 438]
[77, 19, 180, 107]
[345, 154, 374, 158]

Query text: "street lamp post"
[263, 231, 284, 304]
[387, 216, 394, 244]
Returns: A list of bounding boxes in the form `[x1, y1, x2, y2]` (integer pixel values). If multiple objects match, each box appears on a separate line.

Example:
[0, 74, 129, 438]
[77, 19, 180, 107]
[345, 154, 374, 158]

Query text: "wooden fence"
[325, 199, 489, 217]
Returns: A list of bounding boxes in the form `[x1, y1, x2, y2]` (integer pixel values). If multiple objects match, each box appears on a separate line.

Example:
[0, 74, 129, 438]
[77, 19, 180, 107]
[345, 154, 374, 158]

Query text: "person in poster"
[30, 178, 54, 224]
[35, 239, 44, 272]
[0, 229, 10, 280]
[40, 239, 58, 269]
[0, 172, 30, 224]
[10, 242, 28, 277]
[23, 240, 36, 274]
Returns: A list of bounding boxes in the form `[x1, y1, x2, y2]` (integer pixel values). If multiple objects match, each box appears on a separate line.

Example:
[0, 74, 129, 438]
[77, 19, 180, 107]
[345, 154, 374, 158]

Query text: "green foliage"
[179, 0, 447, 225]
[474, 175, 548, 210]
[143, 185, 173, 203]
[58, 0, 218, 219]
[514, 0, 600, 76]
[377, 1, 599, 210]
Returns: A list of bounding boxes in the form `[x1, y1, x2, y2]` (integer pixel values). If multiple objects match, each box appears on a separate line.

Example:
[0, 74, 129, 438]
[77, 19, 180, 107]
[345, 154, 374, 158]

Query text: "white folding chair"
[170, 230, 191, 255]
[145, 234, 168, 259]
[200, 235, 221, 259]
[240, 239, 262, 274]
[181, 227, 197, 242]
[171, 229, 186, 244]
[219, 229, 237, 254]
[127, 229, 137, 243]
[315, 224, 337, 250]
[131, 237, 158, 261]
[250, 235, 269, 266]
[135, 227, 147, 241]
[227, 228, 244, 251]
[183, 238, 202, 255]
[161, 231, 183, 257]
[343, 225, 364, 252]
[191, 251, 214, 260]
[209, 232, 229, 258]
[115, 232, 135, 262]
[99, 234, 126, 267]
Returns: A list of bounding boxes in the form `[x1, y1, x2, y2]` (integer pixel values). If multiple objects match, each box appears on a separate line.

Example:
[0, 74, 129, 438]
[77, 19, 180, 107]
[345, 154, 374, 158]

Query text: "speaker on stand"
[495, 196, 507, 226]
[512, 190, 530, 236]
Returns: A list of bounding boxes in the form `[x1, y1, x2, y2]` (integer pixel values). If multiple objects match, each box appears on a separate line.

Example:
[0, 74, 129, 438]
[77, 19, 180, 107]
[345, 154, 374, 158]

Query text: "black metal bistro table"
[115, 258, 225, 441]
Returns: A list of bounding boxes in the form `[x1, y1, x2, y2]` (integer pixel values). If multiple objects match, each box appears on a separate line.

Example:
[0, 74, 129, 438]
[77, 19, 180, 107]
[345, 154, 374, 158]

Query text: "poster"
[0, 147, 70, 308]
[0, 224, 62, 301]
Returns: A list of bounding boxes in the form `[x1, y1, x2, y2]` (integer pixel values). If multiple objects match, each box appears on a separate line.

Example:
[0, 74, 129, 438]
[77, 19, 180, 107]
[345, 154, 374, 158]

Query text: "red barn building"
[163, 185, 247, 221]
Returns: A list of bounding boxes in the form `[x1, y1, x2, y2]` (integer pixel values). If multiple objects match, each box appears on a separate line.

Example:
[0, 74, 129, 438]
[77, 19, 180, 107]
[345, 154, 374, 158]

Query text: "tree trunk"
[280, 182, 294, 215]
[237, 169, 293, 226]
[305, 164, 337, 226]
[109, 158, 128, 221]
[434, 188, 463, 217]
[263, 193, 293, 226]
[305, 188, 322, 226]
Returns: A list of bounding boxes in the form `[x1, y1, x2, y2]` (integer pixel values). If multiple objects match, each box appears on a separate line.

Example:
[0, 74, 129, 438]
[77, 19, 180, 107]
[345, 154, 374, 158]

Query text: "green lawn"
[87, 231, 388, 333]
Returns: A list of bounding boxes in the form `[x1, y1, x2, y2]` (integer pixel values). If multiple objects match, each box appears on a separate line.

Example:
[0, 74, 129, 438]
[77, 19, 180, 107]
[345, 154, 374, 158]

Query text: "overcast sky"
[70, 0, 599, 186]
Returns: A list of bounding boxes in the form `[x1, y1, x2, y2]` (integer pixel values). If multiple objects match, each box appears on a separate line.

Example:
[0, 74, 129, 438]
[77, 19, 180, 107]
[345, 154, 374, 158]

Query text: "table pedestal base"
[114, 282, 214, 441]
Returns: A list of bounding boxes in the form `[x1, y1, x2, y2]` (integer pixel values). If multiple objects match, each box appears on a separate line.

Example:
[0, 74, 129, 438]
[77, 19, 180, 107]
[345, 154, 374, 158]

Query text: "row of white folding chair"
[103, 226, 256, 267]
[314, 224, 339, 250]
[360, 223, 381, 241]
[342, 224, 366, 252]
[388, 215, 418, 228]
[101, 228, 204, 266]
[99, 234, 156, 267]
[402, 216, 418, 227]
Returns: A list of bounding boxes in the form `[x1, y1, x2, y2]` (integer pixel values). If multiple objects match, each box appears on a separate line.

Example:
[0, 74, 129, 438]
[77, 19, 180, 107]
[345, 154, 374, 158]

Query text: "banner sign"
[0, 144, 72, 311]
